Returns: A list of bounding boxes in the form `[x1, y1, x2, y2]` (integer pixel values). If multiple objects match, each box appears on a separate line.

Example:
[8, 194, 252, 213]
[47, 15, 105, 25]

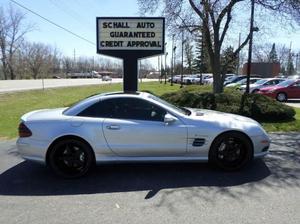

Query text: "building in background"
[242, 62, 280, 77]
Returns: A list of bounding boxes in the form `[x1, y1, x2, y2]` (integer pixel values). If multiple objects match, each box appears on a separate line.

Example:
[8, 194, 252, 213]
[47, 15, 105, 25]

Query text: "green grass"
[261, 108, 300, 132]
[0, 82, 299, 139]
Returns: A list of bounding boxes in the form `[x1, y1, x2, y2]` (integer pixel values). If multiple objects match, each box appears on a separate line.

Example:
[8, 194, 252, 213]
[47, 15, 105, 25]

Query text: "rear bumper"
[16, 138, 49, 164]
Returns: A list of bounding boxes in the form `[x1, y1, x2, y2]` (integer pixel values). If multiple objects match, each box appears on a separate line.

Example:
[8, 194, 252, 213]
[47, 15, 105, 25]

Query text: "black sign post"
[96, 17, 165, 92]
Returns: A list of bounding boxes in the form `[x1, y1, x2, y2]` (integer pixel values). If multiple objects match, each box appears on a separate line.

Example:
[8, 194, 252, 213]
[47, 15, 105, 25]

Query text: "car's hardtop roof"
[63, 91, 151, 116]
[86, 91, 150, 100]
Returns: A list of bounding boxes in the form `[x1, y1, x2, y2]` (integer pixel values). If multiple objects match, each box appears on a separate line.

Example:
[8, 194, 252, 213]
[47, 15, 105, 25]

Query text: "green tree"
[192, 32, 210, 74]
[221, 46, 238, 74]
[287, 53, 295, 75]
[184, 40, 194, 74]
[268, 43, 279, 63]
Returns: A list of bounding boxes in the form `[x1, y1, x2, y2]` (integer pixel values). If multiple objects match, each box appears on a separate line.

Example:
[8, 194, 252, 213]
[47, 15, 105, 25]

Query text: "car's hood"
[21, 108, 67, 122]
[188, 108, 256, 123]
[185, 108, 263, 134]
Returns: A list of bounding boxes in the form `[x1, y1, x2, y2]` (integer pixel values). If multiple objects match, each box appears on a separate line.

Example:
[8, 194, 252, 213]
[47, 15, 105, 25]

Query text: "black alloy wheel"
[48, 139, 94, 178]
[209, 132, 253, 171]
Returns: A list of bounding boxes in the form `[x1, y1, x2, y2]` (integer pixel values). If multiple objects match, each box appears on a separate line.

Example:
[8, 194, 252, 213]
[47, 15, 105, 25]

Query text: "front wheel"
[48, 139, 94, 178]
[209, 132, 253, 171]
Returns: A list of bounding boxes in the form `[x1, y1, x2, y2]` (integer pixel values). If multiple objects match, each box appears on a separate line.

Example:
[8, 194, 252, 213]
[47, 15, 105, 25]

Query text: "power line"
[9, 0, 95, 46]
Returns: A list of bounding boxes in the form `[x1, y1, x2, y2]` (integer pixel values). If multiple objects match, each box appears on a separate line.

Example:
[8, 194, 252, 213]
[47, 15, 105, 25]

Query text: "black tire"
[252, 89, 259, 93]
[209, 132, 253, 171]
[276, 92, 287, 102]
[48, 139, 94, 178]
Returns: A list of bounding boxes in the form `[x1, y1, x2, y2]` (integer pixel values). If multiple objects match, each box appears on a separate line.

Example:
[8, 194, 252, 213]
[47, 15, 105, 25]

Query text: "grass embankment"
[262, 108, 300, 132]
[0, 82, 299, 139]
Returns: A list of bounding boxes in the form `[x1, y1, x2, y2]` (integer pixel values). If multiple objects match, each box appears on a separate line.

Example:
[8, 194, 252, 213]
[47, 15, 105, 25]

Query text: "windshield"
[236, 78, 247, 84]
[276, 80, 295, 87]
[148, 94, 191, 116]
[227, 76, 238, 82]
[254, 79, 267, 85]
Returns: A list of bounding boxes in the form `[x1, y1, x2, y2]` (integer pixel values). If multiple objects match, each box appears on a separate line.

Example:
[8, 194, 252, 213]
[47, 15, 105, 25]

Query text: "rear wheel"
[48, 139, 94, 178]
[209, 132, 253, 171]
[276, 92, 287, 102]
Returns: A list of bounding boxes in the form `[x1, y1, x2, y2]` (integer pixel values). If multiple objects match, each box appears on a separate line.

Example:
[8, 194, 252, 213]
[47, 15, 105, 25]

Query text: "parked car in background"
[169, 75, 182, 83]
[257, 79, 300, 102]
[17, 91, 270, 178]
[288, 75, 300, 80]
[202, 74, 234, 85]
[102, 75, 112, 81]
[182, 74, 206, 85]
[239, 78, 286, 93]
[226, 78, 262, 88]
[52, 75, 61, 79]
[224, 75, 246, 86]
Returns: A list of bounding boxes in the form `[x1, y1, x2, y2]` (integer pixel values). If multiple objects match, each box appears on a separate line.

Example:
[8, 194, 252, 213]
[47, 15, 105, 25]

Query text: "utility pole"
[180, 29, 185, 88]
[171, 34, 175, 86]
[173, 46, 177, 86]
[165, 52, 168, 84]
[160, 55, 163, 83]
[73, 48, 76, 72]
[200, 26, 204, 84]
[236, 33, 241, 75]
[246, 0, 255, 94]
[158, 56, 161, 83]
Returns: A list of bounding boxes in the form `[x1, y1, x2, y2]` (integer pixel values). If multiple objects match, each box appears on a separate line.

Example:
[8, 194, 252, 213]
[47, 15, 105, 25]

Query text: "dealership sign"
[96, 17, 165, 92]
[96, 17, 165, 58]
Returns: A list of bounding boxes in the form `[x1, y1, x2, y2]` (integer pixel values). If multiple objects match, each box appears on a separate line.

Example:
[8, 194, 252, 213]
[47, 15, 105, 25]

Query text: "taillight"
[18, 122, 32, 137]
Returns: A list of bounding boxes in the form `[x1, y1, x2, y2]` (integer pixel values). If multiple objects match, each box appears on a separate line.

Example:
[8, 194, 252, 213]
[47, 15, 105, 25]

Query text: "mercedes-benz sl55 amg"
[17, 92, 270, 178]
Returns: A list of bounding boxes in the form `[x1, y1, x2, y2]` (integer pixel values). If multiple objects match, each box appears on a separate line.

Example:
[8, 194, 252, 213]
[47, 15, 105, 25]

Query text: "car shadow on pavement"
[0, 159, 271, 198]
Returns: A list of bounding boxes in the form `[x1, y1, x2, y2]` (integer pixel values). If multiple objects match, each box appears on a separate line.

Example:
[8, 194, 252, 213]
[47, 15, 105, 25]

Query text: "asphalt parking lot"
[0, 133, 299, 224]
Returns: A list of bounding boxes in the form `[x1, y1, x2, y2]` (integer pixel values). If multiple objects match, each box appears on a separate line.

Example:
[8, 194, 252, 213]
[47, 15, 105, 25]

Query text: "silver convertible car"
[17, 92, 270, 178]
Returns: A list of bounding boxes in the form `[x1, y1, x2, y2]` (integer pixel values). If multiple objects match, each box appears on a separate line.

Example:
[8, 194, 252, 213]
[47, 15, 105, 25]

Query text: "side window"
[112, 98, 166, 122]
[274, 80, 281, 84]
[77, 100, 115, 118]
[294, 82, 300, 87]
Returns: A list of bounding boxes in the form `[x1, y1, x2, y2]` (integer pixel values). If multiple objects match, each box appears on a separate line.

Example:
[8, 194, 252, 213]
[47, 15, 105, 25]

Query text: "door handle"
[106, 125, 120, 130]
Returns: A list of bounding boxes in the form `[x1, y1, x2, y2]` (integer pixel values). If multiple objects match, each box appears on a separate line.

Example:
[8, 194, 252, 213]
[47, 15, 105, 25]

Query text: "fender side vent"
[193, 138, 205, 147]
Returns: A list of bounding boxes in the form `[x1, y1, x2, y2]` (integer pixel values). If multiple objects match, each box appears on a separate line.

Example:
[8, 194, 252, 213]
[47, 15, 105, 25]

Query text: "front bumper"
[251, 134, 271, 158]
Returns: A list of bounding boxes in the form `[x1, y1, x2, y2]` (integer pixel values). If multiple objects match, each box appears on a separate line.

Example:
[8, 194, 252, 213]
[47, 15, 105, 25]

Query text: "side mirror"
[164, 113, 177, 125]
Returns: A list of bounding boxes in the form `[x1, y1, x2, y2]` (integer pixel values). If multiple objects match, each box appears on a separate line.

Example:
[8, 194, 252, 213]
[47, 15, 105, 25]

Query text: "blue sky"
[1, 0, 300, 67]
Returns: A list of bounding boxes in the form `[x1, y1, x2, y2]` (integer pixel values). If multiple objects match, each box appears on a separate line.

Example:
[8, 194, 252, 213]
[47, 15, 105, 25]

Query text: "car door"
[102, 97, 188, 157]
[288, 81, 300, 98]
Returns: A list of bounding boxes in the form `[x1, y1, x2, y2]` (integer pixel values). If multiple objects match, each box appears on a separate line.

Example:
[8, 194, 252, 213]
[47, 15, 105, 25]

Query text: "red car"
[258, 79, 300, 102]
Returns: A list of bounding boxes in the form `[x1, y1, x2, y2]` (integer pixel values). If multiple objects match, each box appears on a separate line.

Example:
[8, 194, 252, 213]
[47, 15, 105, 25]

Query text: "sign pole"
[123, 57, 138, 92]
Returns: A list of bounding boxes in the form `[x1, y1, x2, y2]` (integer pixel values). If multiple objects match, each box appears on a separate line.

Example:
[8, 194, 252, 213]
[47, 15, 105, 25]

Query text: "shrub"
[161, 85, 295, 122]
